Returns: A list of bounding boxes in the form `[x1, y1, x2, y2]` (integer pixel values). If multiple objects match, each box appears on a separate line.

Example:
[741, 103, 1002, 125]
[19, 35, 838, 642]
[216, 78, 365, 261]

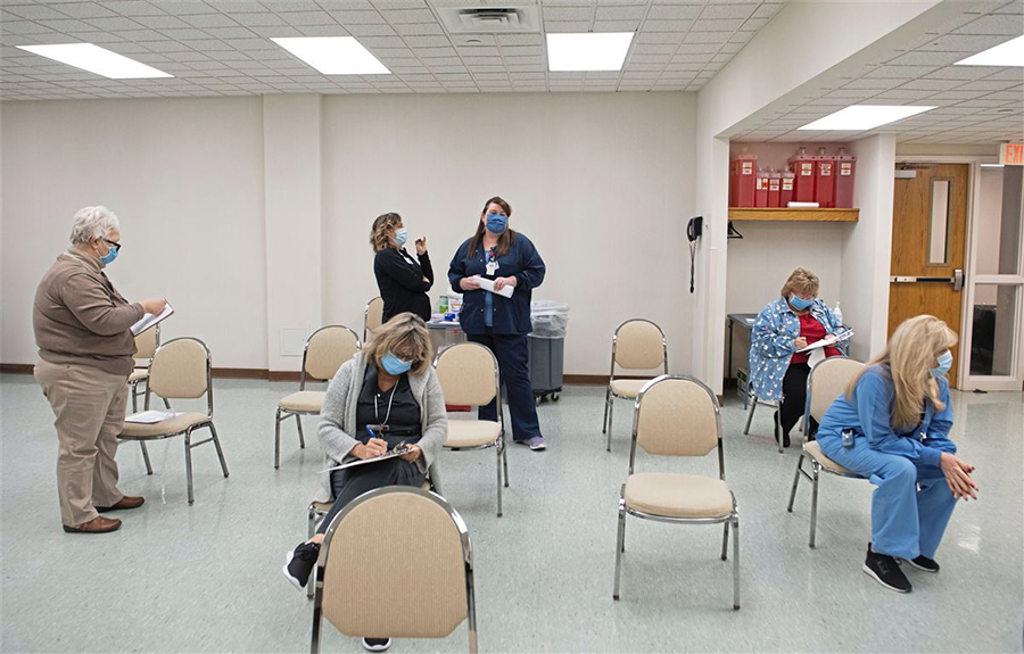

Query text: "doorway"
[889, 163, 969, 386]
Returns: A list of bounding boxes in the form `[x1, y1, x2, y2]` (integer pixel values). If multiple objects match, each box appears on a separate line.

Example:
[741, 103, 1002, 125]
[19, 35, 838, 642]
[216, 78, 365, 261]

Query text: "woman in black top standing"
[370, 212, 433, 322]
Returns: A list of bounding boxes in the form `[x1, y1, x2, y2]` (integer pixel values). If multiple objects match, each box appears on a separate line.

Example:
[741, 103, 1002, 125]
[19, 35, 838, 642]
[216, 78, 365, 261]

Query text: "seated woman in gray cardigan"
[282, 313, 447, 602]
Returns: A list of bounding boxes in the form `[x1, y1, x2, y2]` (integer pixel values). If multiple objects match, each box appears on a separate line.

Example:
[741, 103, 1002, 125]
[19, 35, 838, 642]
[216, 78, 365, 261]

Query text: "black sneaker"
[282, 541, 320, 590]
[862, 544, 912, 593]
[362, 637, 391, 651]
[907, 555, 940, 573]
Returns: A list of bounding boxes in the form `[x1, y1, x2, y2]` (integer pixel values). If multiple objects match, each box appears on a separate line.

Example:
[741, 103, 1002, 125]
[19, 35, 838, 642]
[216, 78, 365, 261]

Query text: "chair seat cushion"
[804, 440, 857, 475]
[128, 369, 148, 383]
[445, 420, 500, 448]
[624, 472, 734, 519]
[119, 412, 210, 439]
[610, 378, 650, 398]
[278, 390, 325, 413]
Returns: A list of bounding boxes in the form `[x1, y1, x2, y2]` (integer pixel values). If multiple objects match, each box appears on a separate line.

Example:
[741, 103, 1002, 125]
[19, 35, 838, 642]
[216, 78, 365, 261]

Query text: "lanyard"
[374, 383, 398, 428]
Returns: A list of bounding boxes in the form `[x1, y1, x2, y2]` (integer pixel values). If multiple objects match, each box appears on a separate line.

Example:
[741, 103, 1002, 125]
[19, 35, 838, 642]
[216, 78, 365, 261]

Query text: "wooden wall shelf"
[728, 208, 859, 222]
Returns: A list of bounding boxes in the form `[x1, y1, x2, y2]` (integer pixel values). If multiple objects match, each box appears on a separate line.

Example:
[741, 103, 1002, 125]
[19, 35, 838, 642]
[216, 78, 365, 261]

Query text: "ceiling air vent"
[437, 6, 539, 34]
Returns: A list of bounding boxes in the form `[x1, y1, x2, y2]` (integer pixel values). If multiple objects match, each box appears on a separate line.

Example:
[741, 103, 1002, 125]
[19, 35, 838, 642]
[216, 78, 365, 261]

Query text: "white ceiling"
[730, 1, 1023, 144]
[0, 0, 785, 98]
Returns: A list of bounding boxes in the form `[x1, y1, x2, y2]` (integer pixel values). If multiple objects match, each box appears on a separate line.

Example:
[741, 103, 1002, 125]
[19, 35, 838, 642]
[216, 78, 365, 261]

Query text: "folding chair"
[363, 296, 384, 343]
[602, 319, 668, 452]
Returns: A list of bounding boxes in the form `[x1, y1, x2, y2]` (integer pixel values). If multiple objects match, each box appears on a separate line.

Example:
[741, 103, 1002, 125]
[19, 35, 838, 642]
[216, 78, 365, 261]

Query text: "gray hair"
[69, 206, 119, 245]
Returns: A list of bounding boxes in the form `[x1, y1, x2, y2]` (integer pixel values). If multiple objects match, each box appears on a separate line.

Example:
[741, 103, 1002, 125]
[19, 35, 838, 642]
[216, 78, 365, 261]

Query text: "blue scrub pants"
[818, 434, 957, 560]
[467, 331, 542, 443]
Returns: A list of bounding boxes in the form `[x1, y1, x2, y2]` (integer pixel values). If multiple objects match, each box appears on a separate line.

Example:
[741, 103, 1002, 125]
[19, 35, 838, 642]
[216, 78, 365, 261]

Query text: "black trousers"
[316, 458, 425, 534]
[467, 331, 542, 442]
[779, 362, 811, 437]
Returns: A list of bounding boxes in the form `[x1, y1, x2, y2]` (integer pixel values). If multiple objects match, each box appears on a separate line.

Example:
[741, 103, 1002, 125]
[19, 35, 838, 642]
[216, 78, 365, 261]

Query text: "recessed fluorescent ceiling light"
[546, 32, 634, 72]
[954, 34, 1024, 67]
[271, 36, 389, 75]
[799, 105, 936, 131]
[16, 43, 171, 79]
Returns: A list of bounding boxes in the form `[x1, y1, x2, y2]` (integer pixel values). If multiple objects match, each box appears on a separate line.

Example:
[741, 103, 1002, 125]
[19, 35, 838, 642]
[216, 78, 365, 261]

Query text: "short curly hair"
[781, 267, 819, 298]
[69, 206, 119, 246]
[369, 212, 402, 252]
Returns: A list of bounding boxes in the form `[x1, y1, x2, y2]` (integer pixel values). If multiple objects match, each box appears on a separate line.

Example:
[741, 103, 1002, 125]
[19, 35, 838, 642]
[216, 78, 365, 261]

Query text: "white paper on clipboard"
[321, 444, 414, 472]
[131, 303, 174, 336]
[473, 275, 514, 298]
[796, 329, 854, 353]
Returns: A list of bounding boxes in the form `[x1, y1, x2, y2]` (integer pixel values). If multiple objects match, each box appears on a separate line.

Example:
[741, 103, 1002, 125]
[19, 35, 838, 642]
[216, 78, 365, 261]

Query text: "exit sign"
[999, 142, 1024, 166]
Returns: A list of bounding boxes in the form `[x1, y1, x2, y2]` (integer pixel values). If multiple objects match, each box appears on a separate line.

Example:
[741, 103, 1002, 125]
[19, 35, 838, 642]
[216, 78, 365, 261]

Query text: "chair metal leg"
[809, 463, 821, 548]
[307, 506, 318, 600]
[274, 407, 282, 469]
[495, 444, 503, 517]
[139, 441, 153, 475]
[787, 454, 805, 512]
[161, 396, 171, 410]
[295, 412, 305, 449]
[732, 517, 740, 610]
[721, 521, 729, 561]
[501, 437, 509, 488]
[184, 430, 195, 505]
[131, 384, 139, 413]
[743, 395, 757, 434]
[601, 387, 610, 434]
[606, 397, 615, 452]
[774, 407, 783, 454]
[209, 423, 229, 478]
[613, 506, 625, 600]
[310, 600, 322, 654]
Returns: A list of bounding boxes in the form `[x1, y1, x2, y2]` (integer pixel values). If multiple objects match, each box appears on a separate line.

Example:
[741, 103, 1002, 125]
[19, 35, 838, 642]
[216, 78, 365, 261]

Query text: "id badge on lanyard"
[485, 249, 499, 276]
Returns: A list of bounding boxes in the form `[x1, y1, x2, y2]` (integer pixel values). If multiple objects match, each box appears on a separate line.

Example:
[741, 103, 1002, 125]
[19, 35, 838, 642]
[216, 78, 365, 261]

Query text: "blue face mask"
[485, 213, 507, 234]
[931, 350, 953, 378]
[394, 228, 408, 247]
[789, 295, 814, 310]
[381, 351, 413, 376]
[99, 243, 118, 265]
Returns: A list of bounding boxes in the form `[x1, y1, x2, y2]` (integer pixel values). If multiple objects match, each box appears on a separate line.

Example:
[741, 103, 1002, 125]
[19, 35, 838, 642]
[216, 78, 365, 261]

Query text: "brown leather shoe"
[63, 515, 122, 533]
[96, 495, 145, 512]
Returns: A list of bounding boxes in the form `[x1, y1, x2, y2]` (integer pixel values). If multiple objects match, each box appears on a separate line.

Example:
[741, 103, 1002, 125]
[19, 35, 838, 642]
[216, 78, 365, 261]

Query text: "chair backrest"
[364, 297, 384, 342]
[433, 343, 499, 408]
[630, 375, 722, 472]
[303, 325, 360, 385]
[133, 324, 159, 361]
[808, 357, 865, 421]
[147, 337, 211, 403]
[612, 319, 667, 372]
[319, 487, 475, 644]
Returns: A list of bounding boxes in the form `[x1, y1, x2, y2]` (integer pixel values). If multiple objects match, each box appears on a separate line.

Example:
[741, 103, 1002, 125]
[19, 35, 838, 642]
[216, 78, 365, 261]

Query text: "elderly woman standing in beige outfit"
[33, 206, 167, 534]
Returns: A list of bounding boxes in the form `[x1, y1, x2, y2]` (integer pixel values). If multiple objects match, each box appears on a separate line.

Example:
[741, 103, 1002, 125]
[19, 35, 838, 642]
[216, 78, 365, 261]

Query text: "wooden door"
[889, 164, 969, 385]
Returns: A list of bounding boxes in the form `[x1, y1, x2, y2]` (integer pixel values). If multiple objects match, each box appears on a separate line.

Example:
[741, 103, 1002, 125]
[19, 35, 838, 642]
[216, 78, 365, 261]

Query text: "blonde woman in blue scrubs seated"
[816, 315, 978, 593]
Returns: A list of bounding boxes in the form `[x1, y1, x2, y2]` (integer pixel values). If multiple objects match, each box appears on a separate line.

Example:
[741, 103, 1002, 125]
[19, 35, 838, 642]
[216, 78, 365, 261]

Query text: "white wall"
[321, 92, 697, 375]
[1, 97, 268, 369]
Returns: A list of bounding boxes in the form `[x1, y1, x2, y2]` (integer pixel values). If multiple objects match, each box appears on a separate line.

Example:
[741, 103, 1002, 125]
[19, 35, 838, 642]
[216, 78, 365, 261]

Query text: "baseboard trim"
[267, 370, 302, 382]
[0, 363, 33, 374]
[212, 368, 271, 380]
[562, 374, 608, 386]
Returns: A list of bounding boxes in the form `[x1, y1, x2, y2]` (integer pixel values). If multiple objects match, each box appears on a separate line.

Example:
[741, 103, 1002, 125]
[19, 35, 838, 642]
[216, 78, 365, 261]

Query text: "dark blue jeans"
[315, 458, 424, 534]
[467, 331, 542, 442]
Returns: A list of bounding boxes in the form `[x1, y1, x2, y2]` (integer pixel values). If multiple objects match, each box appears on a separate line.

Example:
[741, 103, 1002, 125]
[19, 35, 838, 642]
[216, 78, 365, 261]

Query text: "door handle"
[953, 268, 964, 292]
[888, 271, 965, 291]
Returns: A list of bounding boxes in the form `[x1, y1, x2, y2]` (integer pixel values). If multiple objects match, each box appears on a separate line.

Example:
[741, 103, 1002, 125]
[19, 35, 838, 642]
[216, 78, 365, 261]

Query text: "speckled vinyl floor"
[1, 373, 1021, 653]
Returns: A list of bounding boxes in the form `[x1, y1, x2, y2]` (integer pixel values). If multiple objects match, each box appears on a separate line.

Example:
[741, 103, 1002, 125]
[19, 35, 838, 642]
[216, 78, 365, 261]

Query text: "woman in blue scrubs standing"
[816, 315, 978, 593]
[448, 196, 547, 450]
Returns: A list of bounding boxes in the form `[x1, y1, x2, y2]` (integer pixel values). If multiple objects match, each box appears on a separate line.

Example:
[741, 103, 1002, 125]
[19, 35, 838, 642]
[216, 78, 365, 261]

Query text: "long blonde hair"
[362, 312, 432, 376]
[847, 315, 958, 430]
[369, 212, 402, 252]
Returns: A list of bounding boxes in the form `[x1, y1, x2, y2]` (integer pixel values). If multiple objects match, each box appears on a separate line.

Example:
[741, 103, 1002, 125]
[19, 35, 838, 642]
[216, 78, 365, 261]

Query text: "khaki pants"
[35, 359, 127, 526]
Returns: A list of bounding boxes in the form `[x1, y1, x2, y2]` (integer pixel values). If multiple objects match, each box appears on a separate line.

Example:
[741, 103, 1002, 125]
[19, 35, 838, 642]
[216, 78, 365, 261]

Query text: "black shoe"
[863, 544, 912, 593]
[773, 412, 791, 448]
[362, 637, 391, 651]
[282, 541, 320, 590]
[906, 555, 940, 573]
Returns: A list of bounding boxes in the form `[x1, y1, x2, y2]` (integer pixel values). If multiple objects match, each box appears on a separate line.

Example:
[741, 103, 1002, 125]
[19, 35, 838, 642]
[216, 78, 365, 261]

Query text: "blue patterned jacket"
[748, 297, 845, 402]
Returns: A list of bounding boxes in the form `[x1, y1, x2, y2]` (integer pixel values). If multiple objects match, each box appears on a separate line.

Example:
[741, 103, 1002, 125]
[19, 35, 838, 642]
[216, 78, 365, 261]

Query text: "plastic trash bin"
[528, 301, 569, 403]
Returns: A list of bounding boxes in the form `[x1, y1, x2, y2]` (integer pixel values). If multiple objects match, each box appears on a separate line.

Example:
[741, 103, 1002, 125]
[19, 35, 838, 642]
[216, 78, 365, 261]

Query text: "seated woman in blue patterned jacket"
[748, 267, 845, 447]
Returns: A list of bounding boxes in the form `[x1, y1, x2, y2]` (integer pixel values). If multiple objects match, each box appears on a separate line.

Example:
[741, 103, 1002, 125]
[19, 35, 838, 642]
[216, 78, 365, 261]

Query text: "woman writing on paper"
[282, 315, 446, 602]
[448, 196, 548, 451]
[33, 206, 167, 534]
[370, 212, 433, 322]
[816, 315, 975, 593]
[749, 267, 845, 447]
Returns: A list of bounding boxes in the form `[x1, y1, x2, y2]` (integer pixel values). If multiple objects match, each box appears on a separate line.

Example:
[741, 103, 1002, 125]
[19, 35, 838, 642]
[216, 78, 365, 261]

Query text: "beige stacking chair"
[787, 356, 867, 547]
[433, 342, 508, 517]
[613, 375, 740, 610]
[311, 486, 478, 654]
[128, 324, 159, 413]
[274, 325, 360, 469]
[602, 319, 668, 451]
[363, 296, 384, 343]
[117, 337, 229, 505]
[743, 390, 784, 454]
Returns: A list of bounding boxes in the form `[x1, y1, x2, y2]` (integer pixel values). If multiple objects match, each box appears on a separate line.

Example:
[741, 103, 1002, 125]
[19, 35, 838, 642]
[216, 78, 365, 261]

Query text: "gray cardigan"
[314, 352, 447, 502]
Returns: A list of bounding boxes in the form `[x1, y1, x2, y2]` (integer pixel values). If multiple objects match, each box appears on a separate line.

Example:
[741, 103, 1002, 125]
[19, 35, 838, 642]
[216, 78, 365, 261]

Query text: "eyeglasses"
[102, 238, 122, 252]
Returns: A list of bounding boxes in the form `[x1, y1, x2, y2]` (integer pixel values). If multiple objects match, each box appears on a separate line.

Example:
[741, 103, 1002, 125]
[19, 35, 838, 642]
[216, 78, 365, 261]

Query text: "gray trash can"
[528, 301, 569, 403]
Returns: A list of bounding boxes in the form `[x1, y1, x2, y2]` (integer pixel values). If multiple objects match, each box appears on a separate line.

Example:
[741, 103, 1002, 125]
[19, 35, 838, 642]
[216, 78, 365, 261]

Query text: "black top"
[356, 365, 422, 447]
[373, 248, 434, 322]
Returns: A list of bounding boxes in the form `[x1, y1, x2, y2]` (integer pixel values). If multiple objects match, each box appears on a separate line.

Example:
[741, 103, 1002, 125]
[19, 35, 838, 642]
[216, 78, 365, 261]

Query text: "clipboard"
[796, 329, 854, 353]
[131, 303, 174, 336]
[321, 443, 414, 472]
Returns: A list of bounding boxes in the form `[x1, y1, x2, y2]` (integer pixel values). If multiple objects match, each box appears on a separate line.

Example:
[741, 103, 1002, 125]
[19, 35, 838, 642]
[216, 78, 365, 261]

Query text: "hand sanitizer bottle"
[833, 302, 843, 327]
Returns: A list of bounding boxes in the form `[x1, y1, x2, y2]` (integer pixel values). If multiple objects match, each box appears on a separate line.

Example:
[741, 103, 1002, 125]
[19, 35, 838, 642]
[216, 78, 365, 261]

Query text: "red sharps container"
[780, 170, 795, 207]
[730, 152, 757, 207]
[788, 147, 816, 203]
[767, 170, 781, 207]
[814, 147, 836, 208]
[834, 147, 857, 208]
[754, 169, 770, 207]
